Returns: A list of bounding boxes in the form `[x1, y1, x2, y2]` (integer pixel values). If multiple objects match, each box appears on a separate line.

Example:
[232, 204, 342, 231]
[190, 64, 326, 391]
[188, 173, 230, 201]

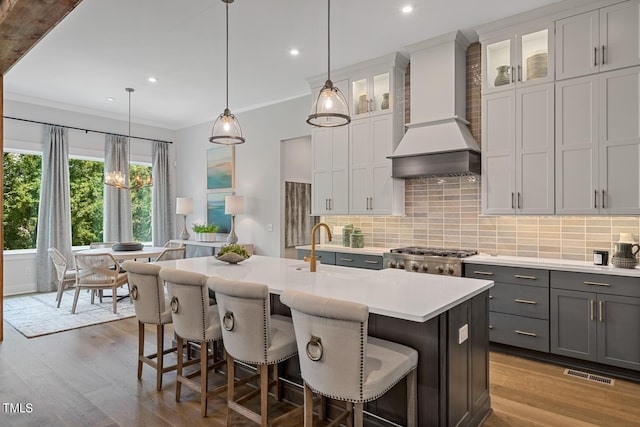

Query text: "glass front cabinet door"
[483, 23, 554, 93]
[351, 71, 391, 118]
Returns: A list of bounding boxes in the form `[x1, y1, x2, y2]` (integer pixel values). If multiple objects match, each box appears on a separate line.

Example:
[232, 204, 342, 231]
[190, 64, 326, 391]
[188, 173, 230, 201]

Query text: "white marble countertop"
[295, 244, 390, 256]
[154, 255, 493, 323]
[465, 254, 640, 277]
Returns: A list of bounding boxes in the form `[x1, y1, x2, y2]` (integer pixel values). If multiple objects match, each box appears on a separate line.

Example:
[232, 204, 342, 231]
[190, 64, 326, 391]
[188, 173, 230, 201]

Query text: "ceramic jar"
[494, 65, 510, 87]
[342, 225, 354, 247]
[611, 242, 640, 269]
[350, 230, 364, 248]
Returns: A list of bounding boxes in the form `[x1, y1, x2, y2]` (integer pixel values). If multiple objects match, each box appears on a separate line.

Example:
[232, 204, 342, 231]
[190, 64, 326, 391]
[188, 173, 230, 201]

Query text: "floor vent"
[563, 369, 615, 386]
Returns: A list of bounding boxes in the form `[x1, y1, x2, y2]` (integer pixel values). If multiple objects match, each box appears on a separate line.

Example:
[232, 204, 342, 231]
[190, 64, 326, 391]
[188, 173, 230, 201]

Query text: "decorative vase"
[611, 242, 640, 269]
[494, 65, 510, 87]
[342, 224, 354, 247]
[350, 230, 364, 248]
[380, 92, 390, 110]
[197, 232, 217, 242]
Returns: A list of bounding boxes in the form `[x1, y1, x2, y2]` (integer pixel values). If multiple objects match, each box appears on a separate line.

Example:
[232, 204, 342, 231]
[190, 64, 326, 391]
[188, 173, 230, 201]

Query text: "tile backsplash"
[322, 177, 640, 262]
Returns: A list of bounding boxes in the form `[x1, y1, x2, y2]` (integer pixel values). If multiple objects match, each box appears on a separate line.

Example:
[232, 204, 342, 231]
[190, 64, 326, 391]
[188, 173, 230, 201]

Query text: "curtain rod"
[2, 115, 173, 144]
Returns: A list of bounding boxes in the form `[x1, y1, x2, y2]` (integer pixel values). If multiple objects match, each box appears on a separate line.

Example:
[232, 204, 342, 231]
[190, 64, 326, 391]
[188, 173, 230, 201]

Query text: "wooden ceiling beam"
[0, 0, 82, 74]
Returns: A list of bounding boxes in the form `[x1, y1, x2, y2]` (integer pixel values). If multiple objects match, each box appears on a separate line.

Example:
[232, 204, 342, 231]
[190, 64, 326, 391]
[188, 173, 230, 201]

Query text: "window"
[3, 151, 152, 250]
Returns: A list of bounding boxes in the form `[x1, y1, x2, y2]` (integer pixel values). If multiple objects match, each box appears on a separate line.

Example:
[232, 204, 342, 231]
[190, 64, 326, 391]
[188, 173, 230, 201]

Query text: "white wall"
[2, 100, 177, 295]
[175, 95, 312, 257]
[283, 136, 312, 183]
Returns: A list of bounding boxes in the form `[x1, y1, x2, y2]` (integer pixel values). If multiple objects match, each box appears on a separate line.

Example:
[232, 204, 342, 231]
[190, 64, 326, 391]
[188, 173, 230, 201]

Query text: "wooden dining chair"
[73, 253, 128, 314]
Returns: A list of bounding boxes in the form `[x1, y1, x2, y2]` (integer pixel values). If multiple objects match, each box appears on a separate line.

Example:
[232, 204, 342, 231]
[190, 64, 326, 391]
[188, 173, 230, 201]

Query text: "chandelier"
[105, 87, 152, 190]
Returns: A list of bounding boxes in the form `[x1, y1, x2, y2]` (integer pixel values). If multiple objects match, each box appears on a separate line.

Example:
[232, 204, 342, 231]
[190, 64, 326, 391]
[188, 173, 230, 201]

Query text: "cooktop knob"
[411, 264, 419, 271]
[446, 266, 455, 275]
[435, 265, 444, 274]
[389, 261, 396, 268]
[421, 265, 429, 272]
[398, 263, 405, 269]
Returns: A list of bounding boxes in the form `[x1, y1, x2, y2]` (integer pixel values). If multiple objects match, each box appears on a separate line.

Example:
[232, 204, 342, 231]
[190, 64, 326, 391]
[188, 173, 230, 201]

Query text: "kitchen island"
[154, 255, 494, 426]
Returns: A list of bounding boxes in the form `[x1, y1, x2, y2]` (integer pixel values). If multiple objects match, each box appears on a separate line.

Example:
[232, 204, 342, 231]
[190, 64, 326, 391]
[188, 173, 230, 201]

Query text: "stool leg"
[346, 402, 354, 427]
[354, 403, 364, 427]
[270, 363, 281, 400]
[201, 341, 209, 417]
[156, 324, 164, 390]
[137, 321, 144, 380]
[303, 382, 314, 427]
[226, 352, 235, 427]
[407, 369, 417, 427]
[176, 336, 183, 402]
[260, 364, 269, 427]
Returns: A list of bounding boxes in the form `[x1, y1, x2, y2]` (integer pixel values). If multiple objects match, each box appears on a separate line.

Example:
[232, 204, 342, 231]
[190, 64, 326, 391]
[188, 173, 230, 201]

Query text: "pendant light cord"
[327, 0, 331, 82]
[225, 2, 229, 109]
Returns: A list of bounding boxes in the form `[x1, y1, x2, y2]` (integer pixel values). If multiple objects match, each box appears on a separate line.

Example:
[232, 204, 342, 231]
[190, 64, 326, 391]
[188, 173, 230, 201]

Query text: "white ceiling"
[4, 0, 564, 130]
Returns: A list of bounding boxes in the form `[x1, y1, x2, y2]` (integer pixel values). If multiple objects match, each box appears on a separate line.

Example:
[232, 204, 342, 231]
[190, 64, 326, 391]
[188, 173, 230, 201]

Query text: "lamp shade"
[176, 197, 194, 215]
[225, 195, 244, 215]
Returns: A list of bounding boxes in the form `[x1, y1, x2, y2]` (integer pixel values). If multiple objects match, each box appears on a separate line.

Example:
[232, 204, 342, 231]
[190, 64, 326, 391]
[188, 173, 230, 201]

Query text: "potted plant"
[192, 223, 219, 242]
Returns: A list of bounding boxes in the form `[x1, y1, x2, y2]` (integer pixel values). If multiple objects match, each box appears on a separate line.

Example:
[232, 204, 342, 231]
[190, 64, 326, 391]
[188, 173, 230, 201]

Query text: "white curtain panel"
[104, 134, 133, 242]
[36, 125, 73, 292]
[151, 141, 173, 246]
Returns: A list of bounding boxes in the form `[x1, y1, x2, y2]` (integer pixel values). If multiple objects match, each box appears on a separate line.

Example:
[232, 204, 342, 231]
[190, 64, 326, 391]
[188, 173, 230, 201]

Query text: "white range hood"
[389, 31, 481, 178]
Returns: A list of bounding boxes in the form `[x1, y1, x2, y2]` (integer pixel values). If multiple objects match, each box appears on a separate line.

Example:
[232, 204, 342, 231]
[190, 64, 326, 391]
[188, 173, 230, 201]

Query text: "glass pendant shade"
[209, 108, 245, 145]
[307, 79, 350, 127]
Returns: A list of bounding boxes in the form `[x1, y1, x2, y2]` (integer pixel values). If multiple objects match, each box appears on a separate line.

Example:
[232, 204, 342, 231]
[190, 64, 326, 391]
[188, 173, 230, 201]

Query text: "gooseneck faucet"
[310, 222, 332, 272]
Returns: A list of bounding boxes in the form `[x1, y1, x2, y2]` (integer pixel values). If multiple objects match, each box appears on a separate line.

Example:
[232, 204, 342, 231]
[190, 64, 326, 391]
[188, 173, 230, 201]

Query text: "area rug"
[4, 289, 135, 338]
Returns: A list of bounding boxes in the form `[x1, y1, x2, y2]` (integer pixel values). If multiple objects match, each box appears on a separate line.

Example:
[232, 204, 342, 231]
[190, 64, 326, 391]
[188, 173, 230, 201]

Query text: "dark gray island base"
[273, 290, 492, 427]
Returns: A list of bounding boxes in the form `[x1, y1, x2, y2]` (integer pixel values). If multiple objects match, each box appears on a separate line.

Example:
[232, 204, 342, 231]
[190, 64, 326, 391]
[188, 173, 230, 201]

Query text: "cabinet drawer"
[490, 312, 549, 352]
[296, 250, 336, 265]
[335, 253, 383, 270]
[465, 264, 549, 287]
[550, 271, 640, 297]
[490, 283, 549, 320]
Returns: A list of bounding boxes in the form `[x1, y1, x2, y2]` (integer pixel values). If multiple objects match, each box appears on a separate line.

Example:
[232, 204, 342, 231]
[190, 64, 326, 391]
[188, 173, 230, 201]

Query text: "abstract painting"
[207, 191, 232, 233]
[207, 146, 234, 189]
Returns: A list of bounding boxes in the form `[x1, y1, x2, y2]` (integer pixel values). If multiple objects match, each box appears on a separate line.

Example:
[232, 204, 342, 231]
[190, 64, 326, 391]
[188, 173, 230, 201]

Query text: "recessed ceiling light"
[289, 49, 300, 56]
[148, 76, 158, 83]
[106, 97, 115, 102]
[402, 5, 414, 14]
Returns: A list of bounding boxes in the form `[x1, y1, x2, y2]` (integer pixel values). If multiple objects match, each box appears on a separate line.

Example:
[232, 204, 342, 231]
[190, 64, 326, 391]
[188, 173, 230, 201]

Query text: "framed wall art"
[207, 191, 233, 233]
[207, 146, 235, 190]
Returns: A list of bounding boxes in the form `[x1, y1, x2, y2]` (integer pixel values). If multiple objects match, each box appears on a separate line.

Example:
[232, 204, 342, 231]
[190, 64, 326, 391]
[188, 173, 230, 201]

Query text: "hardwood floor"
[0, 318, 639, 426]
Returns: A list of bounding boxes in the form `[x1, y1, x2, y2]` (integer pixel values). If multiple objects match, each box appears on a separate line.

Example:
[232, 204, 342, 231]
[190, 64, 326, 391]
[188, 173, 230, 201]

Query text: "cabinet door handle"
[489, 325, 494, 330]
[514, 298, 537, 305]
[369, 197, 373, 210]
[515, 330, 537, 337]
[473, 271, 494, 276]
[489, 295, 494, 299]
[364, 260, 379, 264]
[511, 66, 515, 83]
[599, 300, 604, 322]
[594, 46, 598, 66]
[590, 299, 595, 321]
[329, 198, 332, 210]
[602, 45, 606, 65]
[517, 192, 522, 209]
[518, 64, 522, 82]
[602, 189, 606, 209]
[514, 275, 536, 280]
[340, 258, 354, 262]
[584, 281, 610, 287]
[594, 189, 598, 208]
[511, 192, 515, 209]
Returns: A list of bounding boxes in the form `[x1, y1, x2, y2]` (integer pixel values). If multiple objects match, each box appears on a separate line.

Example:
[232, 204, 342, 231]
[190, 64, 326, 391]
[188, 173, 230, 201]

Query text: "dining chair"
[281, 290, 418, 427]
[159, 267, 226, 417]
[207, 276, 301, 426]
[122, 260, 179, 390]
[89, 241, 118, 249]
[73, 253, 128, 314]
[163, 240, 185, 249]
[153, 246, 186, 262]
[48, 247, 76, 308]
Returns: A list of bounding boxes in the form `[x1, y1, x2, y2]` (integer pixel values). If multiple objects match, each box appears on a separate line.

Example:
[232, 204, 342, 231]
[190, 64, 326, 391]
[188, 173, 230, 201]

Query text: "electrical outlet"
[458, 324, 468, 344]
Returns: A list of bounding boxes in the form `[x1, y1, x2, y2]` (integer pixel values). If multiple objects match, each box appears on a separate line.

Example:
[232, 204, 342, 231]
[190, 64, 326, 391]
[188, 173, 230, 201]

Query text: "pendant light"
[306, 0, 350, 127]
[105, 88, 153, 190]
[210, 0, 245, 145]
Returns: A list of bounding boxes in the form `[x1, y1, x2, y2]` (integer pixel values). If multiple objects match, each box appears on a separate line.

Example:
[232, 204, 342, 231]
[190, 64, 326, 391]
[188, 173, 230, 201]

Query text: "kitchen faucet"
[310, 222, 332, 272]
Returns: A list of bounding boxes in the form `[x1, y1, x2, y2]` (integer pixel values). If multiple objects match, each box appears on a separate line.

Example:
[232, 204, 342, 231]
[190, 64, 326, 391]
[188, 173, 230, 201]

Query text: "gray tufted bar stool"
[280, 289, 418, 427]
[159, 267, 226, 417]
[207, 276, 302, 427]
[122, 261, 180, 391]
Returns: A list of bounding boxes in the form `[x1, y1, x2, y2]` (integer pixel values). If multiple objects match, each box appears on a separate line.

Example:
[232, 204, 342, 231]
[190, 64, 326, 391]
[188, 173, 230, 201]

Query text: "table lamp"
[176, 197, 194, 240]
[225, 195, 244, 244]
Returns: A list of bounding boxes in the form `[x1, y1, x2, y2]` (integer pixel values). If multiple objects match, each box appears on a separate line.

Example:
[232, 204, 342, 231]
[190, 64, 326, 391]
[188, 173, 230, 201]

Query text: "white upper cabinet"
[556, 66, 640, 214]
[351, 68, 392, 119]
[556, 0, 640, 80]
[483, 22, 554, 94]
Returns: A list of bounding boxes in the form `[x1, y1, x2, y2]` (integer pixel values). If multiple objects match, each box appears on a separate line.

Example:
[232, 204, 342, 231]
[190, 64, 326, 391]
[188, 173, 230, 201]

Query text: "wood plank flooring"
[1, 317, 639, 426]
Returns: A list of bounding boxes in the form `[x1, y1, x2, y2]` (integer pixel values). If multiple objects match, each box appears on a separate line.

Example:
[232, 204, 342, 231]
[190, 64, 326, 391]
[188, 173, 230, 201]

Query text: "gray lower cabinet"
[296, 249, 383, 270]
[465, 264, 550, 352]
[550, 271, 640, 371]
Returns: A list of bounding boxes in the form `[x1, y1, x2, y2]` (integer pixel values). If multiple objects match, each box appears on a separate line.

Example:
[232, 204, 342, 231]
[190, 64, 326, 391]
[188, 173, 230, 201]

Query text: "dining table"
[76, 246, 166, 261]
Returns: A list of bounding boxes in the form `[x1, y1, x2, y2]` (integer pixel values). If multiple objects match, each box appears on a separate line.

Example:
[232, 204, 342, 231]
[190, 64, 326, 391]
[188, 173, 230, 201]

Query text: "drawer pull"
[489, 325, 494, 329]
[473, 271, 494, 276]
[515, 330, 537, 337]
[340, 258, 354, 262]
[514, 298, 537, 305]
[364, 260, 379, 264]
[584, 281, 610, 287]
[514, 275, 536, 280]
[488, 295, 494, 299]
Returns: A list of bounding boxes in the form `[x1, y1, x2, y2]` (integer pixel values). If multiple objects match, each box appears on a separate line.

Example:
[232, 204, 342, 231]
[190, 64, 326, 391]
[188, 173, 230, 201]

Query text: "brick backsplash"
[323, 44, 640, 262]
[323, 177, 640, 262]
